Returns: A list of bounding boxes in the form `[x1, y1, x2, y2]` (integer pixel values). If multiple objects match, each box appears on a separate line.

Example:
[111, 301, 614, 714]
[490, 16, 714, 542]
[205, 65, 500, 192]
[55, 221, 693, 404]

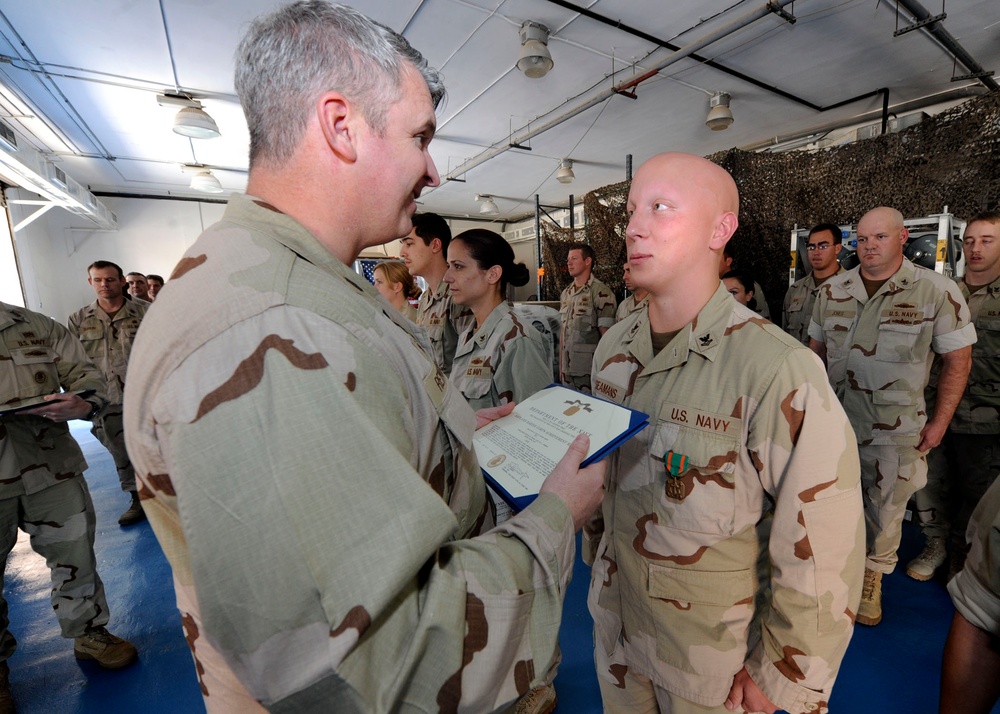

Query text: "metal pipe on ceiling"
[893, 0, 998, 92]
[442, 0, 797, 185]
[739, 86, 985, 151]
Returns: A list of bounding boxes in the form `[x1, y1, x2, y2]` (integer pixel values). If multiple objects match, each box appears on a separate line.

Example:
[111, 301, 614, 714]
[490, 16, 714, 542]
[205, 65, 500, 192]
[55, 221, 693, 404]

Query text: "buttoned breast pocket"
[786, 295, 806, 314]
[9, 345, 58, 393]
[972, 318, 1000, 360]
[875, 322, 925, 363]
[648, 420, 741, 536]
[822, 313, 855, 358]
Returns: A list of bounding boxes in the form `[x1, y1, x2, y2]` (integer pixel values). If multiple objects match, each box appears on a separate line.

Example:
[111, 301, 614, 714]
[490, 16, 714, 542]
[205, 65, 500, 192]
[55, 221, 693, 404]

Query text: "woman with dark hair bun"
[722, 269, 758, 312]
[445, 229, 550, 412]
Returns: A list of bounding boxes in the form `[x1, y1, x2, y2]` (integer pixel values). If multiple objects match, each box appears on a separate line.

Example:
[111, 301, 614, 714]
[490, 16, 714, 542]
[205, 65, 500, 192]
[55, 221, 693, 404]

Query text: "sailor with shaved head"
[588, 152, 864, 714]
[809, 206, 975, 628]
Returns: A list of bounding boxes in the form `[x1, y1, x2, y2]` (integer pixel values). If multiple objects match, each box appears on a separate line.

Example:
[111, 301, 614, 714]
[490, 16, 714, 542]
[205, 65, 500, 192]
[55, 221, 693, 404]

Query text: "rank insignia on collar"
[664, 450, 687, 500]
[698, 333, 713, 348]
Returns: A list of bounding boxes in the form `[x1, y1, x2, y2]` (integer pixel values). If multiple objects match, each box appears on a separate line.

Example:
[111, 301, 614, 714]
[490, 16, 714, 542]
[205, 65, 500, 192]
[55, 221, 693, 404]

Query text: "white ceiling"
[0, 0, 996, 223]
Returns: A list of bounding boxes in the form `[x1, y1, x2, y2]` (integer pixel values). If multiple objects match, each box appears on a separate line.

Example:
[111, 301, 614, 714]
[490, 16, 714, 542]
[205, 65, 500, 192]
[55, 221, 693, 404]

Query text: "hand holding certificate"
[474, 385, 649, 511]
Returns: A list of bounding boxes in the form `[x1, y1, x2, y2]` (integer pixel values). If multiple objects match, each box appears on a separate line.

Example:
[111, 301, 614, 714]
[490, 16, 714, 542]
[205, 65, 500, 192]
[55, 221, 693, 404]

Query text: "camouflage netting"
[540, 90, 1000, 314]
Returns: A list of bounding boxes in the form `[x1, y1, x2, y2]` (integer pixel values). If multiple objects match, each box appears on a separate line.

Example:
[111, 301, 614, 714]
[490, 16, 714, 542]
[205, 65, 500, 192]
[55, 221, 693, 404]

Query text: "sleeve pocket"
[800, 483, 864, 634]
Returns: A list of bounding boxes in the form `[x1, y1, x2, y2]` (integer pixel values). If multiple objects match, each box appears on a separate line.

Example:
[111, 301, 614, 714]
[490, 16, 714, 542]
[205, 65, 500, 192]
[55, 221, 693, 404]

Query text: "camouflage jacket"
[808, 258, 975, 445]
[948, 474, 1000, 634]
[124, 194, 577, 713]
[615, 293, 649, 323]
[450, 302, 551, 411]
[949, 276, 1000, 433]
[590, 284, 863, 714]
[68, 298, 147, 404]
[415, 279, 472, 375]
[782, 269, 842, 346]
[560, 275, 616, 377]
[0, 302, 107, 498]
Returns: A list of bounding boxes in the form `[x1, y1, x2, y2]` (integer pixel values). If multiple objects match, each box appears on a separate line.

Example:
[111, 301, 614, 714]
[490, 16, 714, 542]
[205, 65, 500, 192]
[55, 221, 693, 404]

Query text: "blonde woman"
[373, 261, 421, 321]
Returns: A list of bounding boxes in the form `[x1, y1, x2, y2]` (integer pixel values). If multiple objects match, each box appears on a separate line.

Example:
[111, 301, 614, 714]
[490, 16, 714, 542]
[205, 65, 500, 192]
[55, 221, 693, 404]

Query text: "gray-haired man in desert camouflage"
[810, 206, 975, 627]
[123, 2, 605, 713]
[588, 152, 864, 714]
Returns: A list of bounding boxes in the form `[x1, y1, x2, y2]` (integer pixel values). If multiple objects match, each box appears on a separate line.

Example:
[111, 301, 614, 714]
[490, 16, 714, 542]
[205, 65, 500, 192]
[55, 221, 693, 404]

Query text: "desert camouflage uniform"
[68, 298, 147, 493]
[949, 475, 1000, 634]
[450, 302, 551, 412]
[615, 293, 648, 323]
[560, 275, 616, 392]
[124, 195, 579, 713]
[914, 275, 1000, 546]
[782, 268, 842, 346]
[415, 280, 472, 375]
[808, 258, 975, 573]
[0, 301, 111, 657]
[589, 284, 863, 714]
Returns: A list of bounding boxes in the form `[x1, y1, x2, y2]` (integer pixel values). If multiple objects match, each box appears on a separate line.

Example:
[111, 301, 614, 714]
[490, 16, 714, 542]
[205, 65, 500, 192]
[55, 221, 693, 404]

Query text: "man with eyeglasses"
[782, 223, 843, 345]
[809, 206, 975, 627]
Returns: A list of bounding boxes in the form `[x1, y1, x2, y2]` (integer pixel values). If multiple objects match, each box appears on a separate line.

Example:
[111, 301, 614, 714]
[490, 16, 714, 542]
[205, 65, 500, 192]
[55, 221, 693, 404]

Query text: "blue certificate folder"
[475, 384, 649, 512]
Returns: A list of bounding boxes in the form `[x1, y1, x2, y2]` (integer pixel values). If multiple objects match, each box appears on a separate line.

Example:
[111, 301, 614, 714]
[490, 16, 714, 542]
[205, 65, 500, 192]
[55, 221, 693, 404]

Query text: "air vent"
[0, 120, 16, 153]
[51, 165, 67, 188]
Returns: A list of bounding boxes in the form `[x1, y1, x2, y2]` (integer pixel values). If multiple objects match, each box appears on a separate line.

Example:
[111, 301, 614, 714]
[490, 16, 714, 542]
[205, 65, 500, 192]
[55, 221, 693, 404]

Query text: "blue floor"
[3, 422, 992, 712]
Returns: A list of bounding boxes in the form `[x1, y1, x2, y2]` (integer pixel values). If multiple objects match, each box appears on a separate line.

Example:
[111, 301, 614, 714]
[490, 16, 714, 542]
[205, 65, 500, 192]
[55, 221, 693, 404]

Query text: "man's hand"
[21, 393, 93, 422]
[539, 434, 605, 531]
[475, 402, 515, 431]
[918, 419, 948, 452]
[724, 667, 777, 714]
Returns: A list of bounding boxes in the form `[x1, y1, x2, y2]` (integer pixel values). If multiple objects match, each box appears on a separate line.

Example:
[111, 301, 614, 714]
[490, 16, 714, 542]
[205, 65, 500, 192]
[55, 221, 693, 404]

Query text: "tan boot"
[857, 568, 882, 626]
[74, 627, 138, 669]
[118, 492, 146, 526]
[514, 684, 557, 714]
[905, 536, 946, 581]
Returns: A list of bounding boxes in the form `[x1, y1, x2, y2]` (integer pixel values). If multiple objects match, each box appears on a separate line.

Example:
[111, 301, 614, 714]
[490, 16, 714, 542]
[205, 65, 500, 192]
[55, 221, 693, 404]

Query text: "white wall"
[7, 190, 225, 323]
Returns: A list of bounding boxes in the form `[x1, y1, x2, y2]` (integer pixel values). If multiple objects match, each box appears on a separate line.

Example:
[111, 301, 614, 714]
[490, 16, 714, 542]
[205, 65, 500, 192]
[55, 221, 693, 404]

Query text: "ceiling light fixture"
[556, 159, 575, 184]
[157, 93, 222, 139]
[706, 92, 734, 131]
[476, 194, 499, 215]
[188, 169, 224, 193]
[517, 21, 554, 79]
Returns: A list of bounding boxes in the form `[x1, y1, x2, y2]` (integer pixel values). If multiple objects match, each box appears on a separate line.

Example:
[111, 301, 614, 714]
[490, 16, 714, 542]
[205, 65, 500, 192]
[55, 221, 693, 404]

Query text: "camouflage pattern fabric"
[560, 276, 616, 378]
[751, 280, 771, 321]
[449, 302, 551, 412]
[414, 280, 473, 375]
[0, 477, 110, 658]
[0, 302, 108, 498]
[615, 294, 648, 323]
[951, 276, 1000, 433]
[858, 443, 927, 572]
[67, 298, 146, 405]
[949, 475, 1000, 635]
[0, 302, 111, 658]
[781, 268, 842, 346]
[808, 258, 975, 446]
[914, 275, 1000, 545]
[124, 195, 579, 713]
[589, 284, 863, 714]
[89, 405, 134, 492]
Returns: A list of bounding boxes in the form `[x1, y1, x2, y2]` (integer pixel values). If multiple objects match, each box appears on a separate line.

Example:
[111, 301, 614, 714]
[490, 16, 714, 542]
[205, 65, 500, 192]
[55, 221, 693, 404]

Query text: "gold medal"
[666, 477, 686, 500]
[664, 450, 688, 501]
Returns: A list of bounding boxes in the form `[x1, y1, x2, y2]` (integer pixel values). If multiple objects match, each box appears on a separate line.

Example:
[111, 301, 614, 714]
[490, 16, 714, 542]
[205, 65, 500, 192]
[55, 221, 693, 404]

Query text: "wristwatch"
[85, 401, 102, 421]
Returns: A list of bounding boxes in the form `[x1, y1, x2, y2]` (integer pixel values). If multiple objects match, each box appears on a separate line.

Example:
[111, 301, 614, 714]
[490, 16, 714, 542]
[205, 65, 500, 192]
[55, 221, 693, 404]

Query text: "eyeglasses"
[806, 242, 834, 251]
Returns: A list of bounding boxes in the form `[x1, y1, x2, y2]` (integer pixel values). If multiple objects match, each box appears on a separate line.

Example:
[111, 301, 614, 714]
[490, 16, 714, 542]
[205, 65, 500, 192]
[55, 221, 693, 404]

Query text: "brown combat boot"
[857, 568, 882, 626]
[74, 627, 138, 669]
[514, 684, 556, 714]
[0, 661, 14, 714]
[118, 492, 146, 526]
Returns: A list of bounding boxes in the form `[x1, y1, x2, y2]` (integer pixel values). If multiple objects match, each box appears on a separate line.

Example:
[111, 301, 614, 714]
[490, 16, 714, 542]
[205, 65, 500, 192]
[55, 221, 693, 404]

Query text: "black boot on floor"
[118, 491, 146, 526]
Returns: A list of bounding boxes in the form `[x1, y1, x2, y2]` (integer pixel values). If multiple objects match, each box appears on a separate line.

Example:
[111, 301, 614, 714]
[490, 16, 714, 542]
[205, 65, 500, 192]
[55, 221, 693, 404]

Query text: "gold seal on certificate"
[474, 384, 649, 511]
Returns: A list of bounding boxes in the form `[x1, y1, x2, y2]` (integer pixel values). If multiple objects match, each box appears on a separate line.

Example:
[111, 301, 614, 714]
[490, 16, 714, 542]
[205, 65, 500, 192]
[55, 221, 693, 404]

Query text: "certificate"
[474, 384, 648, 511]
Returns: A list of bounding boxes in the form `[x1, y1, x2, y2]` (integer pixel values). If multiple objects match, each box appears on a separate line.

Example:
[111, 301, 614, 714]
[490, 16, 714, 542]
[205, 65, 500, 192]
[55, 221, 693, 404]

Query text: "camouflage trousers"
[0, 477, 110, 660]
[91, 404, 136, 492]
[912, 432, 1000, 548]
[563, 373, 592, 394]
[594, 648, 738, 713]
[859, 443, 927, 573]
